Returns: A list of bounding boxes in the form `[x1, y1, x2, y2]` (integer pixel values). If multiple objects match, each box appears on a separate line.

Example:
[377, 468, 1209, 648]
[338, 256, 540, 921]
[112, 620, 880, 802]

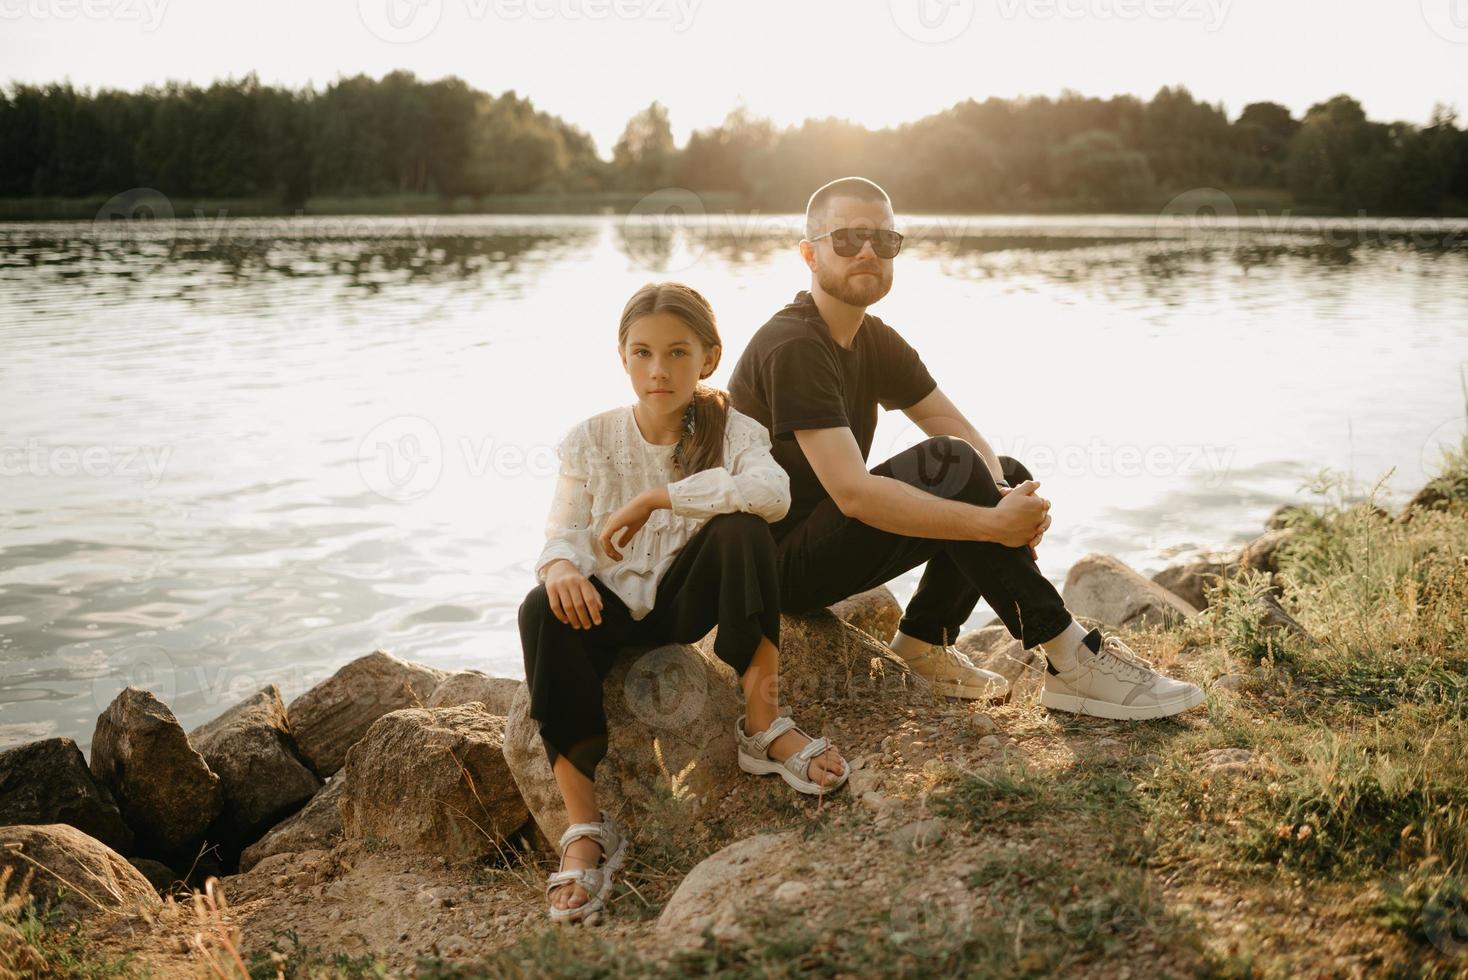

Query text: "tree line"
[2, 71, 1464, 215]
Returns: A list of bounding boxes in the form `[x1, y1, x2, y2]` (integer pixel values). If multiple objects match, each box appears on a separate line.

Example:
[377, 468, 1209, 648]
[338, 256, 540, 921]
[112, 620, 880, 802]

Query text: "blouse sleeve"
[666, 413, 791, 524]
[533, 424, 599, 582]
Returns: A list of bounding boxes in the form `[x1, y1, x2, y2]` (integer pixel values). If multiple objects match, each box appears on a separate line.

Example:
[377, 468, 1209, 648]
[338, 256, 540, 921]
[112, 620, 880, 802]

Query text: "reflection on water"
[1, 213, 1466, 752]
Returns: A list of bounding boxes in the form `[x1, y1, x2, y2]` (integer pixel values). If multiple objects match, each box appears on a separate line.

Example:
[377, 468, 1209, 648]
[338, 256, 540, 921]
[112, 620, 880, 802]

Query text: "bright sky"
[3, 0, 1465, 156]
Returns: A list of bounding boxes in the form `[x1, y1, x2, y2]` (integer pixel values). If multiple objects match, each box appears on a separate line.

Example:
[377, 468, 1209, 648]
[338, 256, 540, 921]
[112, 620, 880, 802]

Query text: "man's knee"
[890, 435, 994, 501]
[999, 454, 1034, 485]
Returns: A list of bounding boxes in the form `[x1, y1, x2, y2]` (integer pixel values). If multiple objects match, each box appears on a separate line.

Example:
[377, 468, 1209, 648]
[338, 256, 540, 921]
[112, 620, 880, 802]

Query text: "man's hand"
[598, 492, 658, 563]
[993, 480, 1050, 555]
[543, 560, 603, 629]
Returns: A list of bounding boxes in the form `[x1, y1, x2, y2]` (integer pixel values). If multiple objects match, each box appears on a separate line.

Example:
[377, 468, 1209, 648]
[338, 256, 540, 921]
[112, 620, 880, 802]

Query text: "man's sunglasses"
[808, 227, 905, 259]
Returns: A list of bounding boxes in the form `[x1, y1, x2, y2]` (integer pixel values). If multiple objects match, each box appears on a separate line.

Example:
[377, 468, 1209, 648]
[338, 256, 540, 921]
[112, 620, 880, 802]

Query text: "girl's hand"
[598, 494, 655, 563]
[543, 560, 603, 629]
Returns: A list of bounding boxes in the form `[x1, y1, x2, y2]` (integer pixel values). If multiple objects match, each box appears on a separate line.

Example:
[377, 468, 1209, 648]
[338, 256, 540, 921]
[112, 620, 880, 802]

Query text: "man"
[727, 176, 1204, 719]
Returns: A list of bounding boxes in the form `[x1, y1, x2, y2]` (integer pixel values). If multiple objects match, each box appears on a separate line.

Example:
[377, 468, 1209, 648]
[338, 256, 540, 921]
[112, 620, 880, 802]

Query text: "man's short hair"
[804, 177, 892, 239]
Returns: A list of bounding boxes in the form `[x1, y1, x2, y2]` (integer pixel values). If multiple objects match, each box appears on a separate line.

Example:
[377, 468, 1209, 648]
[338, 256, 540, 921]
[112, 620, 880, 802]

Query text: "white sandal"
[545, 810, 628, 925]
[736, 713, 849, 795]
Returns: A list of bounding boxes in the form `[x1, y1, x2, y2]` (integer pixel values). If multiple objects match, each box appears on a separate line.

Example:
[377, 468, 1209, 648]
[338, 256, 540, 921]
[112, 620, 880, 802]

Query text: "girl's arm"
[664, 415, 791, 524]
[534, 426, 599, 580]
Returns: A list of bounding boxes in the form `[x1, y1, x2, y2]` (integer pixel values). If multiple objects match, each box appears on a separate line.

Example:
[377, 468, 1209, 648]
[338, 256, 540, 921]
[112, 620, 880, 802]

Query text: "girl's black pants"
[517, 511, 779, 782]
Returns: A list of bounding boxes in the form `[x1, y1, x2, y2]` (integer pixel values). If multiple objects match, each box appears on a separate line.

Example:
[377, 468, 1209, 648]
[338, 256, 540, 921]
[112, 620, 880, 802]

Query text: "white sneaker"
[896, 641, 1010, 701]
[1041, 627, 1204, 720]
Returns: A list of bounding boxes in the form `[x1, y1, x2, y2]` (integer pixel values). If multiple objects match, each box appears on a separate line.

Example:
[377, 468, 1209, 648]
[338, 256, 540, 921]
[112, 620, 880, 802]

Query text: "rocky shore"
[2, 469, 1463, 977]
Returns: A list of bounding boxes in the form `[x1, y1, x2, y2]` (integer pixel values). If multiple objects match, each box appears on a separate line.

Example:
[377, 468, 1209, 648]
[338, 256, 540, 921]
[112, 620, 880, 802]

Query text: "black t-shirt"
[727, 289, 937, 540]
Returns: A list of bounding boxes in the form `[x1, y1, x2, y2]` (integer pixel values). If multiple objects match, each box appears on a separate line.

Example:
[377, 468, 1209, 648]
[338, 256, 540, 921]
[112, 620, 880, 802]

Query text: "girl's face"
[619, 311, 718, 413]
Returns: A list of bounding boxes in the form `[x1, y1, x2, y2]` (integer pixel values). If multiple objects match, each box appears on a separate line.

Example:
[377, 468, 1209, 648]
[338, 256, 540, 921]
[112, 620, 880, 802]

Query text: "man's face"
[804, 196, 897, 309]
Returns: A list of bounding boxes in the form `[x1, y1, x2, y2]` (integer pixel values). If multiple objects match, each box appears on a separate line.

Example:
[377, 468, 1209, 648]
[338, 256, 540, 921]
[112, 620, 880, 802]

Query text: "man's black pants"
[774, 435, 1074, 649]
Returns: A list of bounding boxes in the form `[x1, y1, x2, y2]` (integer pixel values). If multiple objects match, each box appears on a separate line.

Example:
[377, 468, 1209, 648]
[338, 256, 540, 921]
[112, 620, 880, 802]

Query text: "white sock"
[888, 629, 932, 660]
[1039, 619, 1088, 672]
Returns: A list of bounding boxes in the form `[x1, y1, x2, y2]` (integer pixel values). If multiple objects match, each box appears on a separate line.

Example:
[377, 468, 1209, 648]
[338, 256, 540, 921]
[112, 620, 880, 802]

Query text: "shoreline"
[4, 187, 1465, 223]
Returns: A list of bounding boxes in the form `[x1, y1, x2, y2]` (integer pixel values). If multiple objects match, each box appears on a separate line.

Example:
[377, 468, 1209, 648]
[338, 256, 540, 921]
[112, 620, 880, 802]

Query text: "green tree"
[612, 101, 675, 190]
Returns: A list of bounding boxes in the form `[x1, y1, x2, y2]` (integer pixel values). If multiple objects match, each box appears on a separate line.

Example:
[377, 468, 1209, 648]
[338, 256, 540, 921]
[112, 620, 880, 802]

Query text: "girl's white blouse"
[533, 404, 791, 621]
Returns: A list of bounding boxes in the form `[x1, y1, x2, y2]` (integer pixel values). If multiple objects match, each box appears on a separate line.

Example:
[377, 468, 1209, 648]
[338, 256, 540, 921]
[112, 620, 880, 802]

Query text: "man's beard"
[814, 256, 892, 308]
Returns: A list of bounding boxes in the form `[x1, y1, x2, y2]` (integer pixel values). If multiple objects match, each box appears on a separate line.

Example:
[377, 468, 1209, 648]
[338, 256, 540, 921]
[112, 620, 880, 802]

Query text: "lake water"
[2, 211, 1466, 754]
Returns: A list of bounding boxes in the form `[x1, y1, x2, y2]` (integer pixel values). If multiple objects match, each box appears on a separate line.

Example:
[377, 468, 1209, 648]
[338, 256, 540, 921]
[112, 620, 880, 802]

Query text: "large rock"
[1151, 527, 1301, 611]
[1237, 527, 1297, 576]
[1062, 554, 1199, 631]
[339, 703, 526, 860]
[0, 824, 160, 923]
[1265, 503, 1311, 530]
[126, 857, 179, 894]
[0, 738, 133, 854]
[426, 671, 523, 714]
[657, 832, 800, 940]
[1151, 554, 1233, 611]
[827, 586, 902, 644]
[188, 685, 321, 862]
[503, 642, 746, 846]
[239, 776, 344, 872]
[1396, 474, 1468, 523]
[287, 651, 448, 777]
[88, 688, 222, 861]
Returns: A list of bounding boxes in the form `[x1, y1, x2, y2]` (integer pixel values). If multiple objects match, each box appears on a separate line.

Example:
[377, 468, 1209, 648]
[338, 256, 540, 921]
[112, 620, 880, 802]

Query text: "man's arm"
[792, 426, 1042, 545]
[901, 386, 1005, 483]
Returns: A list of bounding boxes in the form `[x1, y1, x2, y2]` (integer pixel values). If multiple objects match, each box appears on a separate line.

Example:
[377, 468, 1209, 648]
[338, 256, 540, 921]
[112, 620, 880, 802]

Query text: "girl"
[518, 282, 849, 925]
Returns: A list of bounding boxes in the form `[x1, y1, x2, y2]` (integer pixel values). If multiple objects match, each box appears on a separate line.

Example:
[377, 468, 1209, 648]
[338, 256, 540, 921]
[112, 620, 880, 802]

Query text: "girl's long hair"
[618, 282, 730, 479]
